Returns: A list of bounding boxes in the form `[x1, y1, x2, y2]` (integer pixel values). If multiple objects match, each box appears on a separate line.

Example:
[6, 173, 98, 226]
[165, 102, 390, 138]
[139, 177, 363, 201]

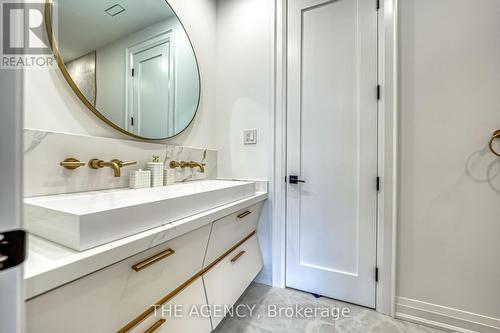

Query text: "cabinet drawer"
[26, 224, 211, 333]
[203, 234, 263, 329]
[204, 202, 263, 267]
[128, 278, 211, 333]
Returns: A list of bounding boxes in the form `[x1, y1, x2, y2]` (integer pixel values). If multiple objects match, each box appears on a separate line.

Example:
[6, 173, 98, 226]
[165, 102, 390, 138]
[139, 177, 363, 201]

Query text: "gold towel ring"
[489, 130, 500, 157]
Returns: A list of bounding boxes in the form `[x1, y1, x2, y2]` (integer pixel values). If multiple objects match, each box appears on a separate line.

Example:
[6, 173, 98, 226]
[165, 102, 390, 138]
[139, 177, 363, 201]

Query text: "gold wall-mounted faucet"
[169, 160, 205, 173]
[170, 149, 207, 175]
[89, 159, 137, 177]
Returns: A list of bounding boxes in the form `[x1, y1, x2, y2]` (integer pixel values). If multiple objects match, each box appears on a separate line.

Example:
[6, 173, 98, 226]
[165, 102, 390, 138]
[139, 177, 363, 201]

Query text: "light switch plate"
[243, 129, 257, 145]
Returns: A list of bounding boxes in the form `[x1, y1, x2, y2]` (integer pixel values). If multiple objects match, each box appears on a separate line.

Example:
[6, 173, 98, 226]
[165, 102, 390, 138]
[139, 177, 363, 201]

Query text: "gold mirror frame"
[44, 0, 202, 141]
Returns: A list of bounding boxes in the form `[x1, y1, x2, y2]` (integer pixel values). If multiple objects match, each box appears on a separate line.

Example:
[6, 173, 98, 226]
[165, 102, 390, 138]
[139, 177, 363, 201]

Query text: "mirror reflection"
[52, 0, 201, 139]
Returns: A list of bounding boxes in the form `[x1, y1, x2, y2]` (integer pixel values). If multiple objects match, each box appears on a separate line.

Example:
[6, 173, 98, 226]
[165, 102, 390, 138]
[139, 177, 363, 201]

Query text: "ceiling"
[53, 0, 175, 62]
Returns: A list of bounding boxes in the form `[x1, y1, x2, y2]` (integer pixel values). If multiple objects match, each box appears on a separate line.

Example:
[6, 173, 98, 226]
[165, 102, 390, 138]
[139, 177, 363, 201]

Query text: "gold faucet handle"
[200, 149, 207, 164]
[113, 160, 137, 167]
[60, 158, 85, 170]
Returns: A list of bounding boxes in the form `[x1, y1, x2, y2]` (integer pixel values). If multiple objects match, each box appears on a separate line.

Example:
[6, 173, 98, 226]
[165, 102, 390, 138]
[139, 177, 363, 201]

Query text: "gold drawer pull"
[143, 319, 166, 333]
[230, 251, 246, 263]
[132, 249, 175, 272]
[237, 211, 252, 219]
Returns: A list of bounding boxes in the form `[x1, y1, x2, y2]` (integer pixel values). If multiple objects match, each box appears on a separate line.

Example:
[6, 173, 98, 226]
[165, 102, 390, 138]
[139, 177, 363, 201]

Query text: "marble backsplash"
[24, 129, 217, 197]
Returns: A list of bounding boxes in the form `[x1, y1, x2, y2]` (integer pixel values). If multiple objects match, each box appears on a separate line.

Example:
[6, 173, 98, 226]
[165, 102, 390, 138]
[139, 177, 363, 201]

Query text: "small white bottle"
[146, 155, 164, 187]
[164, 168, 176, 186]
[129, 170, 151, 189]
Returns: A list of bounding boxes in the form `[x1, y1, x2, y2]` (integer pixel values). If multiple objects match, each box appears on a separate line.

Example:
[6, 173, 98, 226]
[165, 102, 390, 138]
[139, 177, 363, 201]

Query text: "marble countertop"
[24, 185, 267, 300]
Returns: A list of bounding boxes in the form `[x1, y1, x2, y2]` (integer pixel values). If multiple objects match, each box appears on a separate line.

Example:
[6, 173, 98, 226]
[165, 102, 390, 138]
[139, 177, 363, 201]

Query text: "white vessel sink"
[24, 180, 256, 251]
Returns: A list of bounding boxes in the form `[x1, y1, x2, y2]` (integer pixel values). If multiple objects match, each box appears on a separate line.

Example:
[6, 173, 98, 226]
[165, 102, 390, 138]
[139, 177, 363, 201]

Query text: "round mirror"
[46, 0, 201, 140]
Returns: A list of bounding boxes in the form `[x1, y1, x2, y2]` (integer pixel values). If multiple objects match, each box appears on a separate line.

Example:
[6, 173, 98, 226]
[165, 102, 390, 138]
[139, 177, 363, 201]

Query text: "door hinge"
[376, 0, 380, 10]
[130, 117, 134, 126]
[377, 85, 381, 100]
[0, 230, 27, 271]
[376, 176, 380, 191]
[375, 267, 379, 282]
[131, 68, 135, 77]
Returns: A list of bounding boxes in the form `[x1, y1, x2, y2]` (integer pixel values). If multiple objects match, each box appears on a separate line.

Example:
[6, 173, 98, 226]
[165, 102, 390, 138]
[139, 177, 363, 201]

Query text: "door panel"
[132, 42, 171, 138]
[286, 0, 378, 308]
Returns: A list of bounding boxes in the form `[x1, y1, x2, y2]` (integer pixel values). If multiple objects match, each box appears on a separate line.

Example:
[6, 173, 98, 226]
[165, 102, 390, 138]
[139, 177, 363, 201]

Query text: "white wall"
[24, 0, 217, 149]
[397, 0, 500, 329]
[215, 0, 275, 285]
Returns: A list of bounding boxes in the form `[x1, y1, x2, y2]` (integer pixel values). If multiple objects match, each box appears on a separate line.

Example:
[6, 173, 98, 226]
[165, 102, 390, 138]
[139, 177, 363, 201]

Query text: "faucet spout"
[189, 161, 205, 173]
[89, 159, 132, 177]
[104, 161, 121, 177]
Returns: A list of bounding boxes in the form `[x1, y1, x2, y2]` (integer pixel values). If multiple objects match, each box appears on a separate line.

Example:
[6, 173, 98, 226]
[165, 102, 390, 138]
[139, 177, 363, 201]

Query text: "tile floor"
[214, 283, 445, 333]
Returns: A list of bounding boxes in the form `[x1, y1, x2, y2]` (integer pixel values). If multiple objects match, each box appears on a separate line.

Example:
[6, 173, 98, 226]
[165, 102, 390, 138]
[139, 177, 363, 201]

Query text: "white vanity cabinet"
[26, 201, 265, 333]
[203, 234, 263, 329]
[26, 224, 211, 333]
[127, 278, 212, 333]
[204, 202, 263, 266]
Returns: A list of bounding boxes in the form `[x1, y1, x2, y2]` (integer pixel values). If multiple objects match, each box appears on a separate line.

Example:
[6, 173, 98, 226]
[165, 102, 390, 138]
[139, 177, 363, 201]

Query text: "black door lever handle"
[289, 175, 306, 184]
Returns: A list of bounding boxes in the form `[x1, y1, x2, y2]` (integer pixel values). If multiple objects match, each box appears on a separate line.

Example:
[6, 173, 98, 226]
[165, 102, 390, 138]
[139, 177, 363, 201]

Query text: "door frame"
[271, 0, 399, 316]
[0, 58, 24, 332]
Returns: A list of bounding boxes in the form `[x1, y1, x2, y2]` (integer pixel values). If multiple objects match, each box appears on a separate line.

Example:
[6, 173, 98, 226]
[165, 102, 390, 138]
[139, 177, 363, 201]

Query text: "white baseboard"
[395, 297, 500, 333]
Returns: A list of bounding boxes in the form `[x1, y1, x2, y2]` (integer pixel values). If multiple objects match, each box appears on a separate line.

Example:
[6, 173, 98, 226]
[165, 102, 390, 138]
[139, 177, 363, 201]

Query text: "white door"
[130, 40, 172, 138]
[0, 64, 25, 331]
[286, 0, 378, 308]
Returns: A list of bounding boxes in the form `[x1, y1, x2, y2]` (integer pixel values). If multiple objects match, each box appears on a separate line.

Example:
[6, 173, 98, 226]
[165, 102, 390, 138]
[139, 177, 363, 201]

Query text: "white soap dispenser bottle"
[146, 155, 164, 187]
